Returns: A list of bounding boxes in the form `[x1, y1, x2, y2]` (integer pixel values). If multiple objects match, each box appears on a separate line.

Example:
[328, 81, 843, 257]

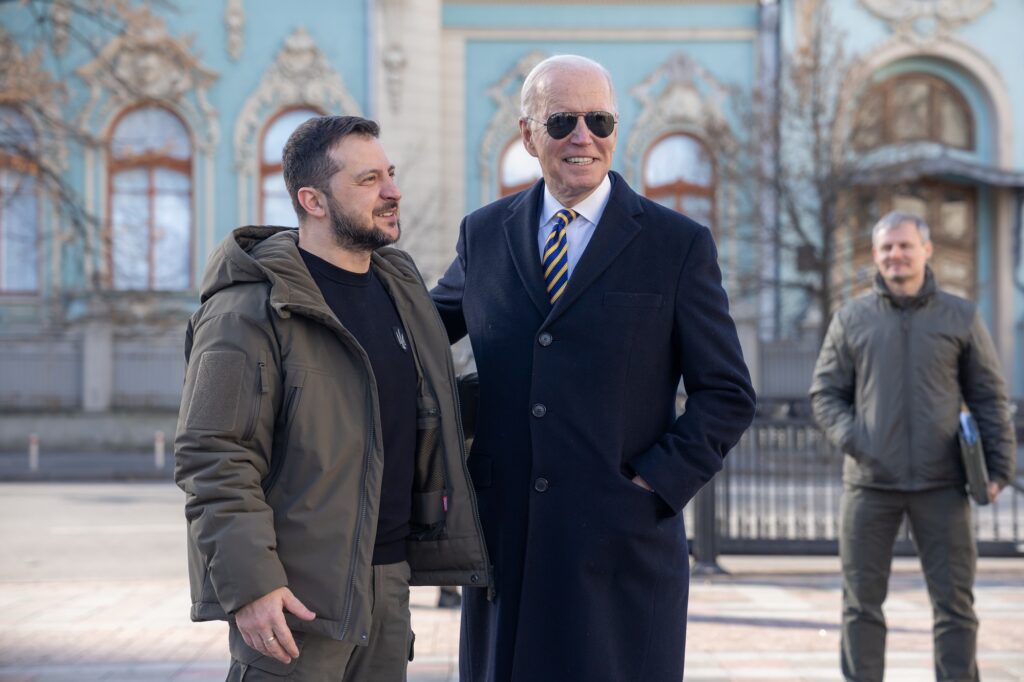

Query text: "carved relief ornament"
[0, 28, 67, 171]
[860, 0, 993, 43]
[225, 0, 245, 61]
[233, 27, 361, 172]
[478, 50, 547, 205]
[75, 7, 219, 150]
[624, 51, 730, 185]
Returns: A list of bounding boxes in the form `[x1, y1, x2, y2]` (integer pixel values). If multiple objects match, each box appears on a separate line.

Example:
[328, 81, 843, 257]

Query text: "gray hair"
[871, 211, 931, 244]
[520, 55, 617, 121]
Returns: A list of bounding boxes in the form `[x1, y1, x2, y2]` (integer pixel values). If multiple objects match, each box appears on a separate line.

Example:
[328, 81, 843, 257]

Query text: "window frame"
[854, 73, 975, 151]
[497, 136, 543, 198]
[105, 103, 194, 291]
[640, 131, 717, 228]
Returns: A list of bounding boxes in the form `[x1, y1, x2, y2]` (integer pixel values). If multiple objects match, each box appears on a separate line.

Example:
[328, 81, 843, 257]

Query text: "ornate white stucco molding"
[478, 50, 546, 206]
[860, 0, 993, 44]
[232, 27, 361, 224]
[623, 51, 730, 188]
[378, 0, 409, 114]
[75, 6, 220, 152]
[50, 0, 71, 56]
[0, 28, 67, 172]
[225, 0, 245, 61]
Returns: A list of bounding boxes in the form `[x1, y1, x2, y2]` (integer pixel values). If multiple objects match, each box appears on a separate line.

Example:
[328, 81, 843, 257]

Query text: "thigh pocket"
[229, 627, 306, 677]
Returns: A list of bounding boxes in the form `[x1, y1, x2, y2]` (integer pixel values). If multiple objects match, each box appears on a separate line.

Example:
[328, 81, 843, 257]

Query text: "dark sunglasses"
[530, 111, 617, 140]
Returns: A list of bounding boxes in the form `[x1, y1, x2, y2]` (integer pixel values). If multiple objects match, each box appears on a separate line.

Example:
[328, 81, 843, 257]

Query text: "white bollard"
[28, 433, 39, 472]
[154, 430, 166, 470]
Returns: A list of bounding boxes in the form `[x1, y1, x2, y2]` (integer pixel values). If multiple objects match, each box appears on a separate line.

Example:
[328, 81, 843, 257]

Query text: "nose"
[382, 175, 401, 202]
[567, 115, 592, 144]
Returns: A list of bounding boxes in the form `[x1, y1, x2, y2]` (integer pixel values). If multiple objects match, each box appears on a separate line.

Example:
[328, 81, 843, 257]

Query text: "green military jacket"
[810, 269, 1016, 491]
[174, 226, 490, 644]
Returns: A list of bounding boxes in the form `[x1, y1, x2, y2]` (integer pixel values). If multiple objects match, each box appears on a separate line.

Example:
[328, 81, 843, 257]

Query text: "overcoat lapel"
[502, 181, 550, 317]
[546, 172, 643, 323]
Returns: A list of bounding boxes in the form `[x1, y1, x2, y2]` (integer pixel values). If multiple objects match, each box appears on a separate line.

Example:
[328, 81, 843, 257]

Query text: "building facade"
[0, 0, 1021, 449]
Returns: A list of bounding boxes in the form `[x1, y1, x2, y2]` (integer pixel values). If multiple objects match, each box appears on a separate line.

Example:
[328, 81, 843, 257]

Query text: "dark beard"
[326, 194, 399, 252]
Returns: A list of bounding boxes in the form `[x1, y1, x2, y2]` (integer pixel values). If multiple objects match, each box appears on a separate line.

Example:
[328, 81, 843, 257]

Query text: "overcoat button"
[534, 477, 549, 492]
[470, 573, 479, 583]
[531, 403, 547, 418]
[538, 332, 553, 346]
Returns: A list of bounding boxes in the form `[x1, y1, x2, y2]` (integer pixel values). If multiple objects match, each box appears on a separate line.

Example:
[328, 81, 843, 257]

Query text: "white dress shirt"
[536, 175, 612, 278]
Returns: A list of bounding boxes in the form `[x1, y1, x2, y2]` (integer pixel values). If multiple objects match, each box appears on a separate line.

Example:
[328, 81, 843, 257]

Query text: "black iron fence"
[690, 417, 1024, 569]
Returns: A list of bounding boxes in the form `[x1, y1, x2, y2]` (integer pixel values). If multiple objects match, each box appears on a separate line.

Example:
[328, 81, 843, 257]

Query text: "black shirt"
[300, 248, 417, 565]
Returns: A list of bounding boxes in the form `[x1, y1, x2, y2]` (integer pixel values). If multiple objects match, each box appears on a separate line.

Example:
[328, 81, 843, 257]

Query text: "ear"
[297, 187, 327, 218]
[519, 118, 539, 158]
[923, 239, 933, 260]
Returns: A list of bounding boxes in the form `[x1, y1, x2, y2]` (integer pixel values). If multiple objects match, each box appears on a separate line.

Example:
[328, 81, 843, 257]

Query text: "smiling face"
[323, 135, 401, 250]
[872, 220, 933, 294]
[519, 62, 617, 207]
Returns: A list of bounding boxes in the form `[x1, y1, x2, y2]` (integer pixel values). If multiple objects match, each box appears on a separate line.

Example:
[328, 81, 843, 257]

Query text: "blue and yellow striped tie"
[542, 209, 576, 303]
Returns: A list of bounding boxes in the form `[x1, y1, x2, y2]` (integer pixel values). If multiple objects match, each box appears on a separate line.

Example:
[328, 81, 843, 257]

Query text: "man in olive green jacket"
[175, 116, 489, 681]
[810, 211, 1015, 682]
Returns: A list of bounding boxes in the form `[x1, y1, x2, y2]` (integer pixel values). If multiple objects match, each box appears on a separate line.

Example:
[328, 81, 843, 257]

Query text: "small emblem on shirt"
[393, 326, 408, 351]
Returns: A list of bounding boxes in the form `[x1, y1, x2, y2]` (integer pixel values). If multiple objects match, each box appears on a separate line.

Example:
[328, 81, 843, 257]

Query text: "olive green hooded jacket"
[810, 269, 1015, 491]
[174, 226, 490, 644]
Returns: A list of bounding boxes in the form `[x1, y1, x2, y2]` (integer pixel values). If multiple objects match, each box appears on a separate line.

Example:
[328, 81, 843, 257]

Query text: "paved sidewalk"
[0, 467, 1021, 681]
[3, 556, 1022, 681]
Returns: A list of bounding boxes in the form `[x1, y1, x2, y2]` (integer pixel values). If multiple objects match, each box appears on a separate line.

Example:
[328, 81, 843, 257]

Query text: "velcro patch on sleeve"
[185, 350, 245, 431]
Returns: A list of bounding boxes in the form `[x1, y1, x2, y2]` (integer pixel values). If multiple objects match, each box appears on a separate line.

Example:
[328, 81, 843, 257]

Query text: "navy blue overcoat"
[431, 172, 755, 682]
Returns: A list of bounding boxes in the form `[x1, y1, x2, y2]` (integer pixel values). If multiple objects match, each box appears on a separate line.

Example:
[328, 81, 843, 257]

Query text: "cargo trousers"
[226, 561, 414, 681]
[839, 485, 978, 682]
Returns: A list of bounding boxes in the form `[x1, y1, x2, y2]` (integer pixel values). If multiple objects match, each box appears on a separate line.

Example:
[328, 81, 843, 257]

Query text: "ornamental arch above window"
[498, 137, 542, 197]
[0, 106, 40, 293]
[260, 107, 322, 225]
[107, 105, 193, 291]
[642, 132, 715, 228]
[853, 73, 974, 151]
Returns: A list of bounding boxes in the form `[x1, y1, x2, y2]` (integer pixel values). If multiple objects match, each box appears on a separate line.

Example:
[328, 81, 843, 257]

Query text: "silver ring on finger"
[263, 634, 276, 644]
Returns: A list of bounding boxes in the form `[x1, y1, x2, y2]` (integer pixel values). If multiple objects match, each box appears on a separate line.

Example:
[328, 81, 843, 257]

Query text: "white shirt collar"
[540, 174, 613, 227]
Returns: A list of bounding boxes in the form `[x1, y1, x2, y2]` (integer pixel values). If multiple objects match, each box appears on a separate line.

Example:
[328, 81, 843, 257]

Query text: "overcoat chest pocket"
[603, 292, 663, 309]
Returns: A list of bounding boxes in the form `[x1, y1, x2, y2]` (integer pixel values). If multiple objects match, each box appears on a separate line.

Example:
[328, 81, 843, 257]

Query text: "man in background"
[810, 210, 1015, 681]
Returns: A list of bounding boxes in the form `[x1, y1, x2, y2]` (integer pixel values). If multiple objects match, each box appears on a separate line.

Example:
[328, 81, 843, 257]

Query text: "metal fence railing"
[690, 418, 1024, 569]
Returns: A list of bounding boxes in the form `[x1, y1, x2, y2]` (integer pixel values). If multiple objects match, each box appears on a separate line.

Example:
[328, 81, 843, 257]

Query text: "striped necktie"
[542, 208, 577, 303]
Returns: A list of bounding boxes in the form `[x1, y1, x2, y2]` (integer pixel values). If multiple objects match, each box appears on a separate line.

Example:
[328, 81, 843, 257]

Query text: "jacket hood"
[199, 225, 420, 316]
[873, 266, 937, 309]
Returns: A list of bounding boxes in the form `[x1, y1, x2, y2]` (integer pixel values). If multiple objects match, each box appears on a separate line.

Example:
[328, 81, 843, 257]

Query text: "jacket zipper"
[901, 309, 914, 481]
[340, 386, 374, 641]
[241, 360, 267, 442]
[425, 303, 495, 598]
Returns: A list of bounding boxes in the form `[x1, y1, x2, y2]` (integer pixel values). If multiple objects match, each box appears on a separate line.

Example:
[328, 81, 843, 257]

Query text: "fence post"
[691, 476, 726, 575]
[154, 431, 165, 470]
[28, 433, 39, 472]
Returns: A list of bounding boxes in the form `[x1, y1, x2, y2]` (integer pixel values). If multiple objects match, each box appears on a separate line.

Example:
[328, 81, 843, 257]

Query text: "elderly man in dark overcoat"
[431, 54, 756, 682]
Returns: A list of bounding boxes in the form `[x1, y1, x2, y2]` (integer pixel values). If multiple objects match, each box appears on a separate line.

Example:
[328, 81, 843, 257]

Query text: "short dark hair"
[281, 115, 380, 219]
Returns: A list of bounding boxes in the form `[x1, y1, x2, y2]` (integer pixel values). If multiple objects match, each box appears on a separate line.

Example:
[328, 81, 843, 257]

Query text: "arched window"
[108, 106, 192, 290]
[499, 138, 542, 197]
[260, 107, 321, 225]
[642, 133, 715, 227]
[0, 106, 39, 293]
[854, 73, 973, 151]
